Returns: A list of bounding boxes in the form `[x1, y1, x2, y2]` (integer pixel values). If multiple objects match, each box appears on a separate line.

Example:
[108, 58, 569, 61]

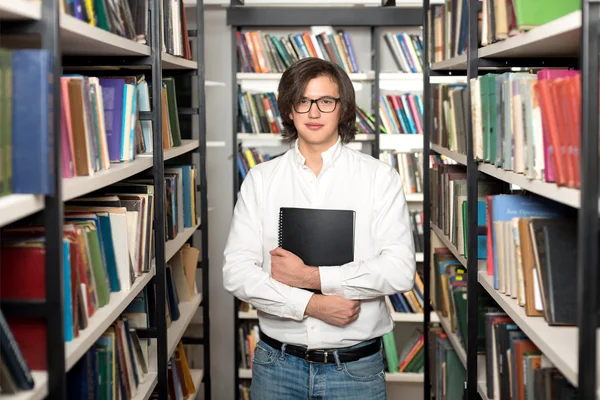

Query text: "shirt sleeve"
[222, 168, 314, 321]
[319, 164, 416, 300]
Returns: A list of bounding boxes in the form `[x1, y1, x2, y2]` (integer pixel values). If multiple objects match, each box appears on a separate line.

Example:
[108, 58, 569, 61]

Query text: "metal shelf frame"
[420, 1, 599, 399]
[0, 1, 210, 399]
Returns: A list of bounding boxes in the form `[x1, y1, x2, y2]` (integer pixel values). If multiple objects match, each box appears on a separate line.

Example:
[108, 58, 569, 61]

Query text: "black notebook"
[278, 207, 355, 268]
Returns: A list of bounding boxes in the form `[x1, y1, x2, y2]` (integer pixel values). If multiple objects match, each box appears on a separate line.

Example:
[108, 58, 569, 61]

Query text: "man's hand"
[270, 247, 320, 290]
[305, 294, 360, 327]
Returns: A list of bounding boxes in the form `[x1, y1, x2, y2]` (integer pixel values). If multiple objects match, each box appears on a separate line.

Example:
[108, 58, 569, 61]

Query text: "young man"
[223, 58, 416, 399]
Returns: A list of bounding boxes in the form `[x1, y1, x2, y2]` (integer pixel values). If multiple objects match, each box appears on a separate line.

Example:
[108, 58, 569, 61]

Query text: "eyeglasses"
[293, 97, 340, 113]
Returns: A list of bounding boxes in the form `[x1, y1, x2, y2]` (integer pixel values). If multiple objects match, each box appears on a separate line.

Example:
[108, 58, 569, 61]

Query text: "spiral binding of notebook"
[278, 209, 284, 247]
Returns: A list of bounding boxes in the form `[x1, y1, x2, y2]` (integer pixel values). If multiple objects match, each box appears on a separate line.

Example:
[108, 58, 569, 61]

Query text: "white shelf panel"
[478, 163, 581, 209]
[206, 80, 226, 87]
[0, 371, 48, 400]
[162, 53, 198, 70]
[385, 372, 423, 383]
[236, 72, 375, 81]
[238, 310, 258, 319]
[431, 224, 467, 268]
[190, 369, 204, 399]
[164, 139, 200, 161]
[391, 311, 439, 323]
[165, 224, 200, 263]
[65, 270, 155, 371]
[168, 294, 203, 358]
[430, 144, 467, 165]
[405, 193, 423, 202]
[379, 134, 423, 151]
[430, 54, 467, 71]
[237, 133, 375, 143]
[436, 311, 466, 367]
[0, 194, 44, 228]
[131, 373, 158, 400]
[60, 14, 150, 56]
[0, 0, 40, 19]
[380, 73, 424, 81]
[479, 11, 581, 59]
[63, 157, 153, 201]
[478, 271, 590, 388]
[239, 368, 253, 379]
[416, 252, 424, 262]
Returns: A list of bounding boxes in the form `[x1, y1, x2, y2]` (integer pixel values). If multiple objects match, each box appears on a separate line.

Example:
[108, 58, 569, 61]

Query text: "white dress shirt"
[223, 137, 416, 349]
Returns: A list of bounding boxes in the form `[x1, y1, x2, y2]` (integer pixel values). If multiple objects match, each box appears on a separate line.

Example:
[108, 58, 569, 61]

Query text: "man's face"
[289, 75, 341, 147]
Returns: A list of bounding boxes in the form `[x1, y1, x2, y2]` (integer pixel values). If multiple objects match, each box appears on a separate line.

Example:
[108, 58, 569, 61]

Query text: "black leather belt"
[259, 332, 381, 364]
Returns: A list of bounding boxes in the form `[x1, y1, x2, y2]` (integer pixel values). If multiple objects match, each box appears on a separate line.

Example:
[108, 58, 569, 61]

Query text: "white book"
[165, 168, 185, 234]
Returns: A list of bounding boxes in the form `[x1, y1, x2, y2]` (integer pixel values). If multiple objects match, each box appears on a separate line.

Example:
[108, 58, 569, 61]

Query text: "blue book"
[341, 31, 359, 73]
[490, 195, 565, 290]
[12, 50, 53, 195]
[97, 213, 121, 292]
[396, 35, 416, 73]
[63, 239, 73, 342]
[170, 165, 193, 227]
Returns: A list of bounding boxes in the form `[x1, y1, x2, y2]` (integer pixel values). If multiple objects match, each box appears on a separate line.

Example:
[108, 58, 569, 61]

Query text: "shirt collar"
[294, 136, 343, 169]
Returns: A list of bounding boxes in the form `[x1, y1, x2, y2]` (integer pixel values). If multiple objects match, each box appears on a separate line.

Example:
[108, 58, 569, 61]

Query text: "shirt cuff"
[283, 288, 314, 321]
[319, 266, 345, 296]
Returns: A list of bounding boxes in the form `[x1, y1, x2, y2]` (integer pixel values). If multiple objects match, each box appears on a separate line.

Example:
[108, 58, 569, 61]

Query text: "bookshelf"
[421, 0, 598, 398]
[0, 0, 210, 399]
[227, 5, 428, 398]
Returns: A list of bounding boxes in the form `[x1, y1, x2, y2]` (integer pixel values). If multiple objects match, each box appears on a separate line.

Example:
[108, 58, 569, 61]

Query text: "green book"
[162, 77, 182, 147]
[382, 332, 399, 373]
[0, 49, 11, 195]
[513, 0, 580, 30]
[85, 225, 111, 307]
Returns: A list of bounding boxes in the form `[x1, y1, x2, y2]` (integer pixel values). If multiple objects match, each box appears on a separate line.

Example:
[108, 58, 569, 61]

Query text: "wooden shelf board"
[405, 193, 423, 202]
[478, 163, 581, 209]
[153, 139, 200, 161]
[164, 224, 200, 263]
[436, 311, 467, 367]
[60, 13, 150, 56]
[63, 157, 153, 201]
[206, 80, 226, 87]
[431, 224, 467, 268]
[0, 371, 48, 400]
[65, 270, 155, 371]
[168, 294, 203, 358]
[131, 372, 158, 400]
[189, 369, 204, 399]
[391, 311, 439, 323]
[162, 53, 198, 70]
[430, 144, 467, 165]
[0, 194, 44, 228]
[384, 372, 424, 383]
[239, 368, 252, 379]
[430, 54, 467, 71]
[238, 310, 258, 319]
[478, 11, 581, 59]
[478, 271, 585, 388]
[379, 134, 423, 151]
[0, 0, 40, 19]
[236, 71, 375, 81]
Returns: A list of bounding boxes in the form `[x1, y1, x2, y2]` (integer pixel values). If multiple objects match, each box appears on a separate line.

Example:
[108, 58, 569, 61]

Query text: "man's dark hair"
[277, 58, 357, 144]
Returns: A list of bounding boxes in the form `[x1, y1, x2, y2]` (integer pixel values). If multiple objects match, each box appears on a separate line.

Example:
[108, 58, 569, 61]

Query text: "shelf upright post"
[194, 0, 211, 398]
[150, 0, 167, 398]
[42, 0, 65, 398]
[466, 0, 480, 398]
[372, 25, 381, 157]
[577, 0, 600, 398]
[231, 21, 241, 400]
[422, 0, 431, 399]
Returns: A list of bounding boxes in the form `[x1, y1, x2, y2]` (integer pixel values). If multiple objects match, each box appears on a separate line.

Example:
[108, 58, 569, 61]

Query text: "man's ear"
[289, 113, 293, 120]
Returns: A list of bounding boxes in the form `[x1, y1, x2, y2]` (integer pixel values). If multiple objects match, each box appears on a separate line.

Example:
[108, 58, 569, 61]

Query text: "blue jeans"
[250, 339, 387, 400]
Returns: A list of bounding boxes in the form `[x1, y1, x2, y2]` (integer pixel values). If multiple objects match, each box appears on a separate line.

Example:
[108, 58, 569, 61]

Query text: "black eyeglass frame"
[293, 96, 341, 113]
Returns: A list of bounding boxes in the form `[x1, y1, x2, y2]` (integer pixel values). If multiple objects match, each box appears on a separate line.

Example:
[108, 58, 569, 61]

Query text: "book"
[278, 207, 355, 276]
